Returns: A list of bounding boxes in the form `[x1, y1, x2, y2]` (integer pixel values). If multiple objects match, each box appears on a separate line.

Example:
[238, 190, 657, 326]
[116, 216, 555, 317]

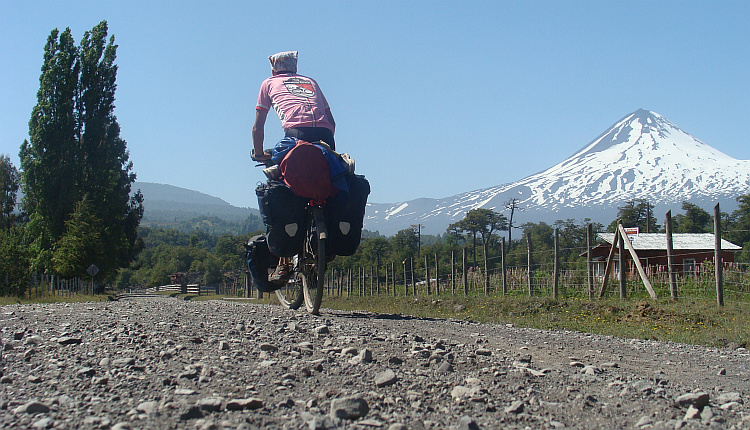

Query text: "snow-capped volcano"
[364, 109, 750, 236]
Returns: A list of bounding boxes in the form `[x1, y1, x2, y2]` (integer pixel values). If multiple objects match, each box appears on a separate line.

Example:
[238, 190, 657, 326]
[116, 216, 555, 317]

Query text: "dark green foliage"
[607, 199, 659, 232]
[0, 155, 21, 231]
[117, 226, 254, 289]
[52, 196, 105, 277]
[673, 202, 713, 233]
[726, 195, 750, 263]
[0, 226, 31, 296]
[140, 215, 263, 236]
[448, 208, 507, 268]
[19, 21, 143, 282]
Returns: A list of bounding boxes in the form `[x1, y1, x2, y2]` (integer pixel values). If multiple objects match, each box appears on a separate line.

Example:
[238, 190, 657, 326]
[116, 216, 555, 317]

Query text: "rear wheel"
[275, 259, 303, 310]
[275, 280, 303, 310]
[303, 209, 326, 315]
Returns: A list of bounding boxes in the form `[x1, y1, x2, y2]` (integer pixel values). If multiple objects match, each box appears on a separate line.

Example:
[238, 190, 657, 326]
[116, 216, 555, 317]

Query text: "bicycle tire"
[275, 270, 303, 310]
[303, 208, 326, 315]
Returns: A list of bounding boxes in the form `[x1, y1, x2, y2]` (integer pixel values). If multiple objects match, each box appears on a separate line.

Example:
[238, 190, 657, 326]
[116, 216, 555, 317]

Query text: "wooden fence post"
[618, 224, 627, 299]
[665, 210, 678, 300]
[462, 247, 468, 295]
[598, 227, 619, 298]
[617, 224, 657, 299]
[482, 242, 490, 296]
[451, 250, 456, 295]
[435, 252, 440, 295]
[410, 257, 415, 296]
[391, 262, 396, 296]
[586, 223, 593, 299]
[376, 264, 380, 296]
[527, 232, 533, 296]
[714, 203, 724, 306]
[554, 227, 560, 299]
[403, 261, 407, 296]
[425, 254, 431, 295]
[501, 237, 507, 295]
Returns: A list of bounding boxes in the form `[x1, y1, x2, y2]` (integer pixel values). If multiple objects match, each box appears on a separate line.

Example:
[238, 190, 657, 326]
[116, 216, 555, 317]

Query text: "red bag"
[279, 140, 338, 200]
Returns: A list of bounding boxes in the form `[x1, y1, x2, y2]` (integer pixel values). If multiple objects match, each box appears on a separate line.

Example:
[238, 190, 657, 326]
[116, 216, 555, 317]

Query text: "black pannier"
[325, 174, 370, 256]
[244, 235, 277, 293]
[256, 180, 308, 257]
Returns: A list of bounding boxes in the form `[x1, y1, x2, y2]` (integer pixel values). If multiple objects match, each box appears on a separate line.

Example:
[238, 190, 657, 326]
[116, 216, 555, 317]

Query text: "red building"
[588, 232, 741, 278]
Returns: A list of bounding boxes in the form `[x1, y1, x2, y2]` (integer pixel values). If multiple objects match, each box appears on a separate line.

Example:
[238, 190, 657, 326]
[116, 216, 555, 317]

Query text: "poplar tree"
[19, 21, 143, 280]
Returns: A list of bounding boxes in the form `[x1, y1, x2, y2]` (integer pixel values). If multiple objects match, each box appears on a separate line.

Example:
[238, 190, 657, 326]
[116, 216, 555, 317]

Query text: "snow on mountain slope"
[364, 109, 750, 236]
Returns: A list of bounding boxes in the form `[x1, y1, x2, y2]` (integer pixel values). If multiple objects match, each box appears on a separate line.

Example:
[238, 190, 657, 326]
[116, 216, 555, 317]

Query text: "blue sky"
[1, 1, 749, 209]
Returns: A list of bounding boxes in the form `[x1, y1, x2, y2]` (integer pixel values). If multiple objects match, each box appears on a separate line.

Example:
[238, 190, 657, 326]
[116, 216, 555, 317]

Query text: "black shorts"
[285, 127, 335, 151]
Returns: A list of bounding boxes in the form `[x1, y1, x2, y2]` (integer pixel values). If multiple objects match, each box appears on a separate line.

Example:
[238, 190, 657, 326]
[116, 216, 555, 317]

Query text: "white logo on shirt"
[283, 77, 316, 98]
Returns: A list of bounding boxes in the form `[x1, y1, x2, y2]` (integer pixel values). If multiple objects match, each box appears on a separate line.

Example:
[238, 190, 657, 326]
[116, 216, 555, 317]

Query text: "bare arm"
[252, 109, 270, 159]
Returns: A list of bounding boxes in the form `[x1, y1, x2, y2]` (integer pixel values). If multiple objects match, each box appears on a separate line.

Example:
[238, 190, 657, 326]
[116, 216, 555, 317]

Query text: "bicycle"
[253, 150, 328, 315]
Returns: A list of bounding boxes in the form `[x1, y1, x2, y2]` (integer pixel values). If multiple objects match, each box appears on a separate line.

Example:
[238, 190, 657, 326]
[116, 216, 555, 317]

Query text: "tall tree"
[391, 228, 419, 264]
[449, 208, 507, 269]
[0, 226, 30, 296]
[504, 198, 522, 248]
[52, 196, 105, 277]
[727, 195, 750, 253]
[20, 27, 80, 239]
[0, 155, 21, 231]
[448, 215, 479, 268]
[673, 201, 712, 233]
[19, 21, 143, 281]
[360, 237, 390, 269]
[608, 199, 658, 232]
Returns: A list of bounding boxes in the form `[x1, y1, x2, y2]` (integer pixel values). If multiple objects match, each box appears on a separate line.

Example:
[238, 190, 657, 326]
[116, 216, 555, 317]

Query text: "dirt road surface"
[1, 297, 748, 429]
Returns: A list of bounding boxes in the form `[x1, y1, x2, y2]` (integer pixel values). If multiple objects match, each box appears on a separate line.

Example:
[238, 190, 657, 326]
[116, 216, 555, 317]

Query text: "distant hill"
[133, 182, 262, 233]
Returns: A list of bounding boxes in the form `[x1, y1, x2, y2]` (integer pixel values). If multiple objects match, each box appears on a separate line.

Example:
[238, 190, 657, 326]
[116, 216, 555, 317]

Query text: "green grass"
[0, 293, 114, 305]
[321, 293, 750, 349]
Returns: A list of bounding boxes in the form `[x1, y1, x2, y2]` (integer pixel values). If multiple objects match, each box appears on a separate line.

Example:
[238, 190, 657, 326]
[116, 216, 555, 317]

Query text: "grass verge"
[3, 291, 747, 349]
[321, 294, 750, 349]
[0, 293, 114, 306]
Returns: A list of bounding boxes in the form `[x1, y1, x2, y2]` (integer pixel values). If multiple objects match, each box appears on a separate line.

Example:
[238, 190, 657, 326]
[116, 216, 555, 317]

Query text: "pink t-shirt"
[256, 73, 334, 132]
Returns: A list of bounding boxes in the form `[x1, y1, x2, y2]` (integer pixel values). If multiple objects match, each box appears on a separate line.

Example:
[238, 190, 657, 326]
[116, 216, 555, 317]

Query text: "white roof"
[597, 233, 741, 251]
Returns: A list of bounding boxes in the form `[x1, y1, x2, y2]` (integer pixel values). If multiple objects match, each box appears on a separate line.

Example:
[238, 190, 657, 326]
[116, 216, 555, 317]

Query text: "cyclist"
[252, 50, 336, 158]
[252, 51, 336, 281]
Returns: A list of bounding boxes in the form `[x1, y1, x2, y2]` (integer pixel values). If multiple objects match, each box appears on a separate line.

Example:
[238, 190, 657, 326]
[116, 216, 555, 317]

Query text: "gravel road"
[1, 296, 749, 429]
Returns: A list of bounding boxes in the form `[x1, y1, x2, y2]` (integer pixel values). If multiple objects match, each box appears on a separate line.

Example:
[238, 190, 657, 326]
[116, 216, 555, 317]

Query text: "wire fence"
[19, 273, 98, 299]
[318, 243, 750, 306]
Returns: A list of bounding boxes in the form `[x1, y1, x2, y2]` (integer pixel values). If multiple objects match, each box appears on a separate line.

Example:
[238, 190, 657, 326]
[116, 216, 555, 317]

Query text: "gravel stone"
[675, 392, 710, 409]
[16, 400, 50, 414]
[330, 396, 369, 419]
[226, 398, 263, 410]
[0, 298, 748, 429]
[374, 369, 397, 387]
[458, 416, 480, 430]
[56, 336, 82, 345]
[504, 400, 524, 414]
